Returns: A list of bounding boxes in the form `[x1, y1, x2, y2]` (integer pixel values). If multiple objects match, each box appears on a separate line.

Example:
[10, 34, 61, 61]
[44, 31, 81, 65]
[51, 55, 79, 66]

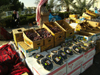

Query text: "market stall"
[1, 6, 100, 75]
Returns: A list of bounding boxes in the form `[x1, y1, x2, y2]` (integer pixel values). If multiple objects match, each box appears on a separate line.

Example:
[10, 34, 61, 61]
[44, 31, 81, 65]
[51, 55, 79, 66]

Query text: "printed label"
[24, 38, 32, 45]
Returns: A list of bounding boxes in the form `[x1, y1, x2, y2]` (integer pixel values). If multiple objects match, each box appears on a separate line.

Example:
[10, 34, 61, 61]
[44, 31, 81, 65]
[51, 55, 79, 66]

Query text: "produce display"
[36, 28, 52, 38]
[41, 58, 53, 71]
[64, 47, 73, 55]
[33, 53, 44, 60]
[61, 43, 70, 47]
[51, 50, 58, 54]
[72, 46, 82, 54]
[46, 50, 64, 65]
[33, 53, 53, 71]
[61, 41, 74, 47]
[76, 41, 95, 51]
[2, 8, 100, 75]
[47, 49, 67, 61]
[46, 54, 52, 59]
[58, 50, 67, 60]
[52, 54, 64, 65]
[76, 43, 89, 52]
[25, 31, 42, 41]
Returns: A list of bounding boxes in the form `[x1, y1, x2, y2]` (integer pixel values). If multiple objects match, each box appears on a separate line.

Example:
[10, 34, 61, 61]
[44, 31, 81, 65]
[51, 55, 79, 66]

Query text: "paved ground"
[0, 25, 100, 75]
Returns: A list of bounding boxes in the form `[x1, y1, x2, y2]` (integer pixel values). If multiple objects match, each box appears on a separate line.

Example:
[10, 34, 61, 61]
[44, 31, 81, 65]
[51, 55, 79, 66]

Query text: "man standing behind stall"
[36, 0, 49, 28]
[12, 10, 19, 28]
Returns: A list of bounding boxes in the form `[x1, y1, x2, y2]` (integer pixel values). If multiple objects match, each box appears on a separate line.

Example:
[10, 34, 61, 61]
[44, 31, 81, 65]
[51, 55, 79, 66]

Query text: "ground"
[0, 25, 100, 75]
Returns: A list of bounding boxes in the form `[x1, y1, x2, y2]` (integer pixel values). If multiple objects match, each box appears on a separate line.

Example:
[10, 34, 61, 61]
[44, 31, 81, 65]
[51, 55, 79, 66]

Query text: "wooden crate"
[55, 20, 74, 38]
[87, 20, 100, 28]
[69, 14, 78, 19]
[35, 28, 54, 46]
[23, 29, 43, 48]
[41, 43, 54, 52]
[43, 22, 65, 47]
[12, 28, 26, 47]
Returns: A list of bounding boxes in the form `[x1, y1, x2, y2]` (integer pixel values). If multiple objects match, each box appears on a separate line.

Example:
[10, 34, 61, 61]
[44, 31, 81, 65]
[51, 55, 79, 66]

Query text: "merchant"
[36, 0, 49, 28]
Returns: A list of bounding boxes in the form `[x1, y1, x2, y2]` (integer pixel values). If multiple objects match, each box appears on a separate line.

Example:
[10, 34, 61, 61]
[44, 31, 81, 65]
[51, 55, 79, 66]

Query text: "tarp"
[49, 13, 62, 22]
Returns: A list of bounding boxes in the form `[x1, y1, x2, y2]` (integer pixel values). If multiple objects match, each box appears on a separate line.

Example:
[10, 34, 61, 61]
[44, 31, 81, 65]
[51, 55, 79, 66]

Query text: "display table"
[25, 46, 95, 75]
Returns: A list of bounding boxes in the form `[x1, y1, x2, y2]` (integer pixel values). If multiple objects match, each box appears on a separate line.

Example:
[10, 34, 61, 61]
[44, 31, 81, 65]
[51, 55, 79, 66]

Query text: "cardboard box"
[12, 28, 26, 47]
[66, 54, 83, 74]
[82, 12, 93, 20]
[81, 57, 93, 73]
[74, 31, 97, 43]
[84, 21, 100, 31]
[75, 19, 82, 23]
[55, 20, 74, 38]
[85, 9, 98, 17]
[67, 66, 81, 75]
[69, 23, 78, 32]
[76, 23, 88, 31]
[43, 22, 65, 47]
[82, 30, 100, 40]
[83, 16, 92, 20]
[26, 51, 66, 75]
[36, 28, 54, 45]
[23, 29, 43, 48]
[75, 21, 100, 31]
[69, 14, 78, 19]
[18, 41, 40, 57]
[83, 47, 95, 63]
[86, 20, 100, 27]
[41, 43, 54, 52]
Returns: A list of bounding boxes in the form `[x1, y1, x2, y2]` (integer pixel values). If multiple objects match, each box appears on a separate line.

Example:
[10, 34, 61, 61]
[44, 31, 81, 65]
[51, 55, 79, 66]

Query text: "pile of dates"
[47, 25, 62, 33]
[25, 31, 42, 41]
[36, 28, 52, 38]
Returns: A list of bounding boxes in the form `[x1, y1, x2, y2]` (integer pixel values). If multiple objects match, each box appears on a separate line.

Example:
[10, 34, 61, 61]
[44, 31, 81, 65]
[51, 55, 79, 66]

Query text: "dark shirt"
[12, 14, 17, 20]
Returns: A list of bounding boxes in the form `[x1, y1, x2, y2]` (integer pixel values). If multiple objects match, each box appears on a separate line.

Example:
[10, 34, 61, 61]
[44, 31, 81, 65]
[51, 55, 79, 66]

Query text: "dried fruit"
[25, 31, 42, 41]
[47, 25, 62, 33]
[36, 28, 52, 38]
